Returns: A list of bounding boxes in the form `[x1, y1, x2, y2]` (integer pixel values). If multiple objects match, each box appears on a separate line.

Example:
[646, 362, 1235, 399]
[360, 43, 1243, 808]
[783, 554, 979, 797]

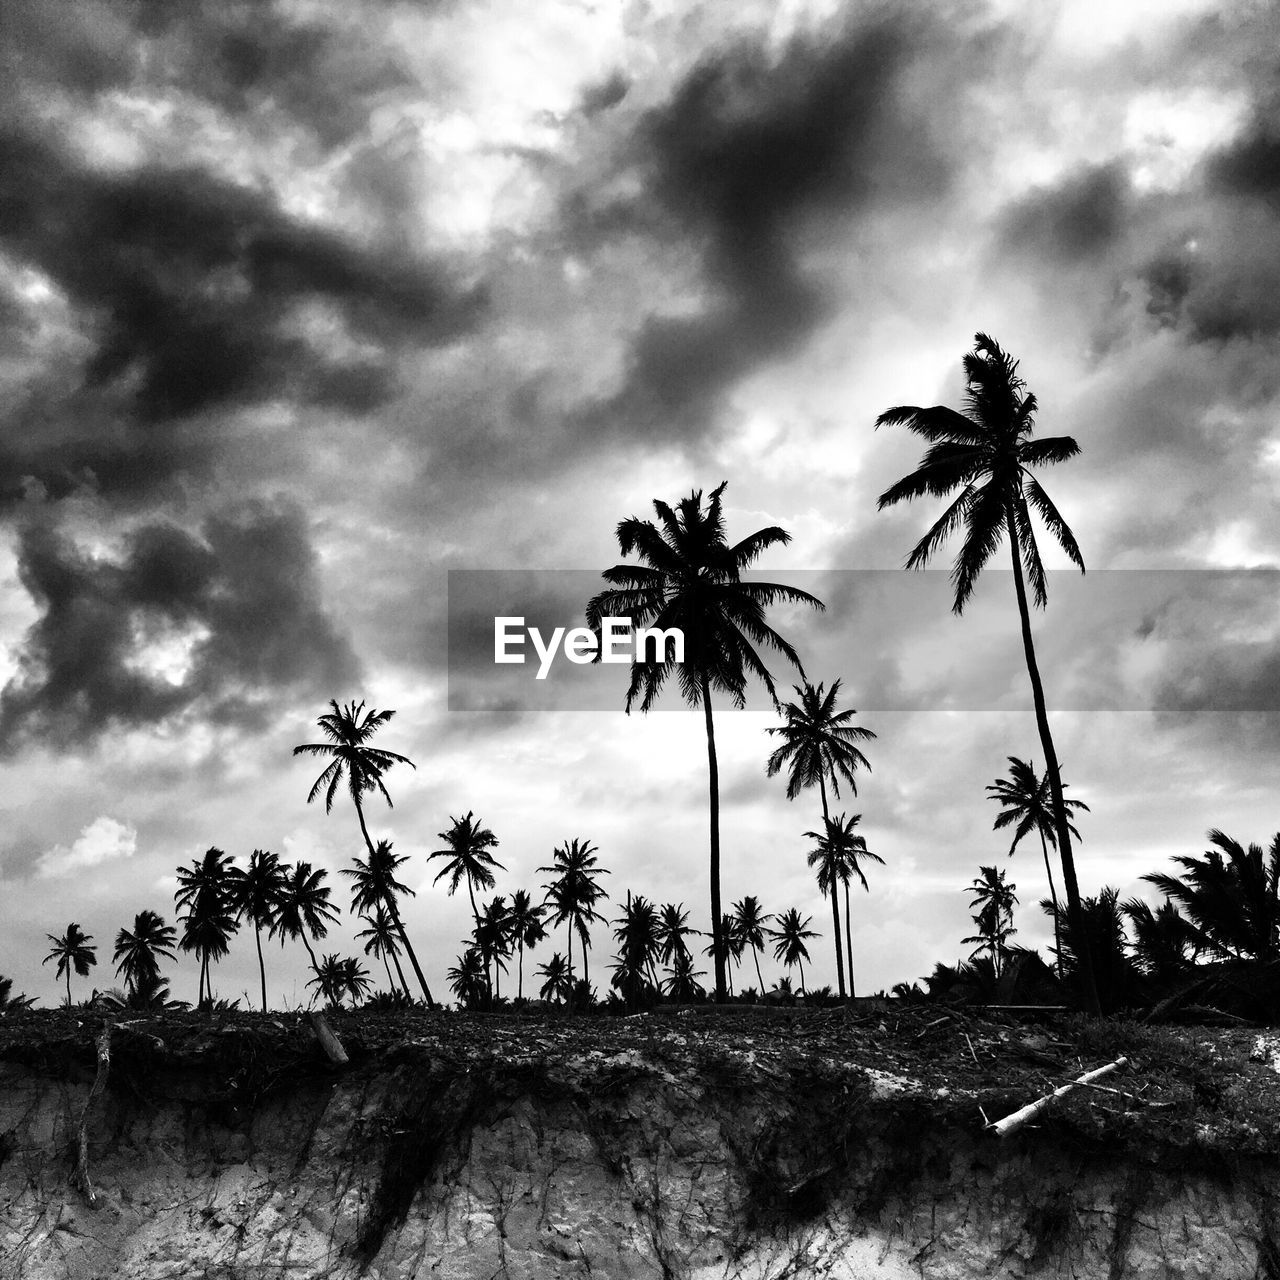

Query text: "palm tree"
[656, 902, 699, 994]
[805, 813, 882, 997]
[293, 700, 433, 1005]
[536, 951, 573, 1004]
[474, 895, 512, 1004]
[875, 333, 1097, 1014]
[987, 756, 1089, 977]
[428, 812, 504, 935]
[964, 865, 1018, 977]
[767, 909, 818, 996]
[1143, 830, 1280, 964]
[505, 889, 546, 1000]
[112, 910, 177, 997]
[731, 896, 771, 996]
[538, 838, 610, 991]
[308, 954, 351, 1008]
[341, 837, 434, 1008]
[340, 956, 373, 1006]
[766, 678, 876, 996]
[1122, 897, 1194, 985]
[356, 905, 410, 997]
[174, 847, 237, 1006]
[0, 975, 33, 1012]
[586, 482, 823, 1001]
[611, 893, 662, 1009]
[44, 923, 97, 1007]
[274, 861, 341, 988]
[702, 913, 745, 996]
[447, 948, 487, 1009]
[661, 950, 707, 1003]
[226, 849, 287, 1011]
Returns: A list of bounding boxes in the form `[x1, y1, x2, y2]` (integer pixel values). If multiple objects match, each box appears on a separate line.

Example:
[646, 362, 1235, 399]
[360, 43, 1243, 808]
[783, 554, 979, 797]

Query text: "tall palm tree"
[428, 812, 504, 935]
[538, 838, 610, 990]
[766, 678, 876, 996]
[767, 909, 818, 996]
[586, 482, 823, 1001]
[112, 910, 177, 997]
[987, 756, 1089, 977]
[875, 333, 1098, 1014]
[1143, 830, 1280, 964]
[307, 954, 370, 1009]
[356, 905, 410, 997]
[174, 847, 237, 1006]
[505, 889, 546, 1000]
[805, 813, 883, 997]
[342, 838, 433, 1005]
[274, 861, 340, 987]
[226, 849, 287, 1012]
[293, 700, 433, 1005]
[731, 896, 771, 996]
[964, 865, 1018, 978]
[44, 923, 97, 1008]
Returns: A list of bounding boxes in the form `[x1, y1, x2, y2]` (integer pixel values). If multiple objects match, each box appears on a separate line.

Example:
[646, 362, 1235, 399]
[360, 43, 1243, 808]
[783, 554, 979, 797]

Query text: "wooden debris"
[308, 1011, 349, 1066]
[988, 1056, 1129, 1138]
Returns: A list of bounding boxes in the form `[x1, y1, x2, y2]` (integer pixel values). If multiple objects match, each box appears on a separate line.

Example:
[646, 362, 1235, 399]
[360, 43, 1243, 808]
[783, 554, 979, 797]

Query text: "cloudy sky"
[3, 0, 1279, 1008]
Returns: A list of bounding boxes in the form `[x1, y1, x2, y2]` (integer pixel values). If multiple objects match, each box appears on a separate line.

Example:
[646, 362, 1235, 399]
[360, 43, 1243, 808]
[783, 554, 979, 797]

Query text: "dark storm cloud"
[0, 128, 482, 432]
[571, 15, 952, 443]
[0, 500, 358, 751]
[1000, 164, 1130, 263]
[1207, 111, 1280, 212]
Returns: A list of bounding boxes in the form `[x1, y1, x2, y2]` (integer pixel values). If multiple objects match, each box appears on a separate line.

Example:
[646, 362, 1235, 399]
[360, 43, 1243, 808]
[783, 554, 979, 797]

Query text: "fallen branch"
[72, 1021, 114, 1205]
[308, 1010, 349, 1066]
[988, 1056, 1129, 1138]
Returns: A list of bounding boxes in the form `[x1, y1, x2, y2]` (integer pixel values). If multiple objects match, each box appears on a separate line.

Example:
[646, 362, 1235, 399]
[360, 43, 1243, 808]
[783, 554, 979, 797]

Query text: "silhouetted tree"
[876, 334, 1097, 1014]
[768, 909, 818, 995]
[447, 948, 486, 1010]
[767, 678, 876, 996]
[963, 865, 1018, 977]
[356, 905, 410, 997]
[293, 700, 433, 1005]
[174, 847, 236, 1006]
[806, 813, 882, 997]
[112, 910, 177, 997]
[1143, 830, 1280, 964]
[505, 889, 546, 1000]
[44, 923, 97, 1008]
[536, 951, 573, 1004]
[428, 812, 504, 937]
[586, 482, 822, 1000]
[226, 849, 288, 1011]
[275, 861, 340, 989]
[538, 838, 609, 993]
[987, 756, 1088, 977]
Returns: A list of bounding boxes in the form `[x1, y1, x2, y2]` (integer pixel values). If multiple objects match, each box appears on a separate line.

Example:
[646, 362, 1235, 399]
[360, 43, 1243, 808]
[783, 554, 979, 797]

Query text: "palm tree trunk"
[827, 886, 846, 1002]
[1007, 513, 1101, 1016]
[797, 957, 806, 996]
[818, 776, 850, 1001]
[388, 945, 410, 999]
[353, 794, 436, 1007]
[700, 671, 726, 1002]
[65, 969, 71, 1009]
[752, 943, 765, 996]
[518, 940, 524, 1000]
[1039, 827, 1064, 979]
[254, 922, 267, 1012]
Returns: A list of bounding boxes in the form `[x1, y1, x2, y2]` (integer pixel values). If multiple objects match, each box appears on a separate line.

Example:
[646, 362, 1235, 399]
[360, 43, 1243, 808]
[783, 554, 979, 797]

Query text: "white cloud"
[36, 816, 138, 879]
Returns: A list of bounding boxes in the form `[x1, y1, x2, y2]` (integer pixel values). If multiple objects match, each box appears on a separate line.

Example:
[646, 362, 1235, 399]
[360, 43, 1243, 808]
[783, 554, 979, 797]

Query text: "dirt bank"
[2, 1006, 1278, 1278]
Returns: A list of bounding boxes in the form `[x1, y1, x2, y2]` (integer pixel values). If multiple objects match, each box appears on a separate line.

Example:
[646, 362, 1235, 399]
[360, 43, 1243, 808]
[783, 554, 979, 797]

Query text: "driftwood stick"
[73, 1022, 114, 1205]
[988, 1056, 1129, 1138]
[308, 1010, 349, 1065]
